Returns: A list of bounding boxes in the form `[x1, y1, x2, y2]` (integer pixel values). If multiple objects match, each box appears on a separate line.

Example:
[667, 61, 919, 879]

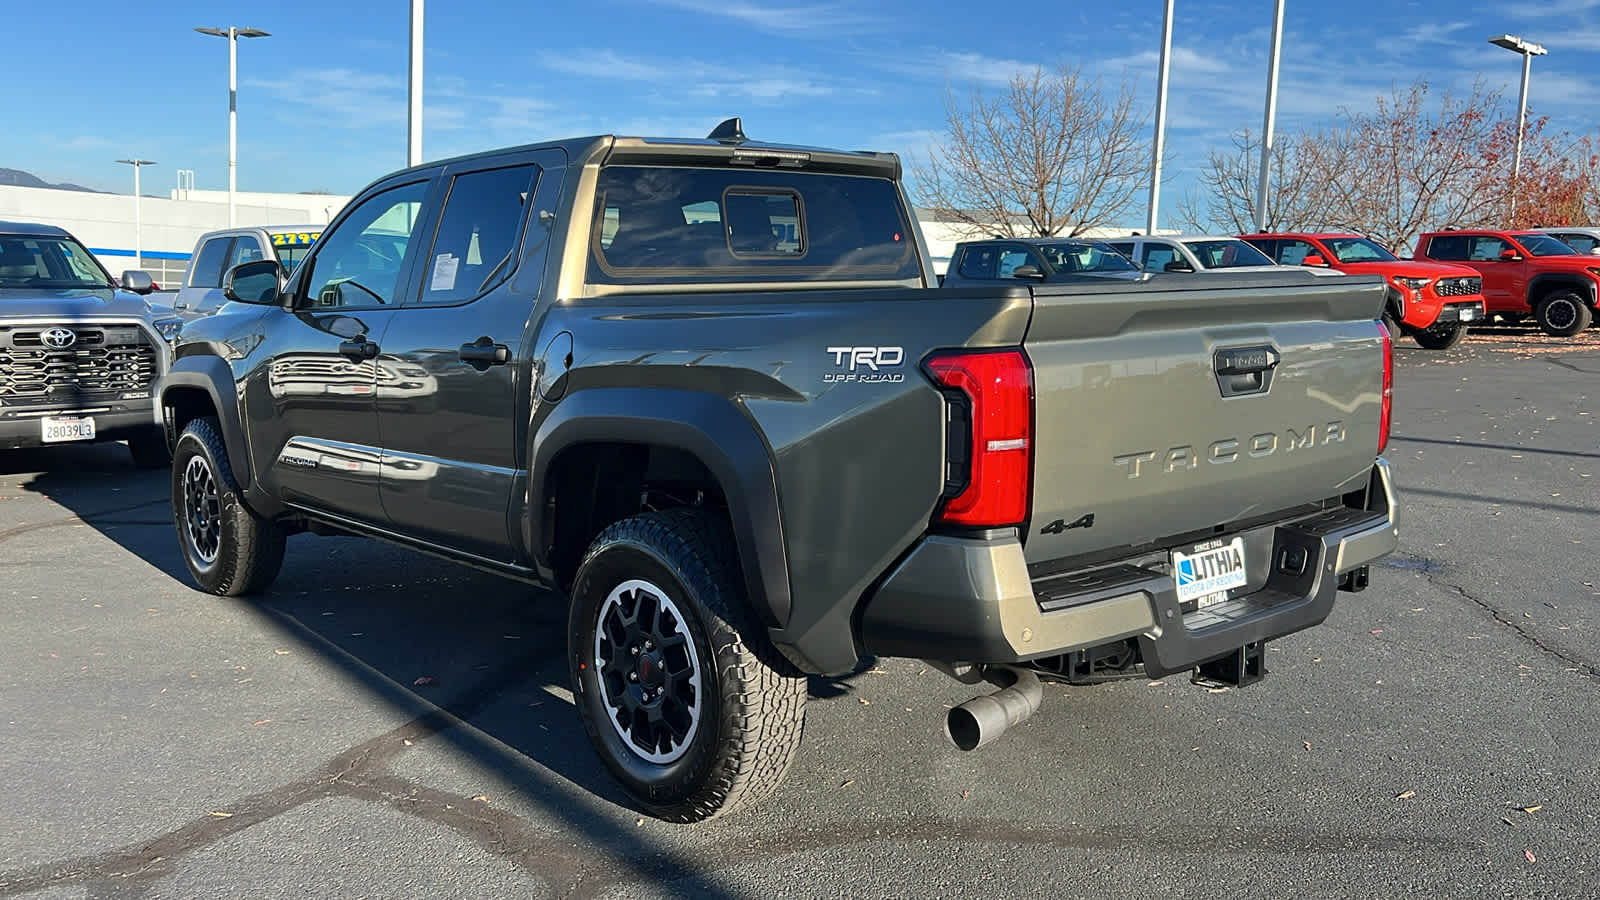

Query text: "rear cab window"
[588, 166, 919, 284]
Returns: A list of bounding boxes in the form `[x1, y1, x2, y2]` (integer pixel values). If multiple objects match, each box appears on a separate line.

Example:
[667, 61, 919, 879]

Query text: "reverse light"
[925, 349, 1033, 528]
[1379, 320, 1393, 454]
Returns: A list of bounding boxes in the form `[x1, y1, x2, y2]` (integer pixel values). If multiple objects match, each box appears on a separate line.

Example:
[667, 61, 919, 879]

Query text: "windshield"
[1322, 236, 1398, 263]
[1182, 239, 1275, 268]
[270, 230, 321, 272]
[0, 234, 113, 290]
[1517, 233, 1578, 257]
[1036, 241, 1138, 273]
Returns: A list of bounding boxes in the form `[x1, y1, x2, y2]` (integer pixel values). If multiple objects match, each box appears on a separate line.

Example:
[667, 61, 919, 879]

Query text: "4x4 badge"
[42, 328, 77, 349]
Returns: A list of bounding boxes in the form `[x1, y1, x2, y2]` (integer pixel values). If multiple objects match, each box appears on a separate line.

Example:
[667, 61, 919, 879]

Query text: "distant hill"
[0, 168, 105, 193]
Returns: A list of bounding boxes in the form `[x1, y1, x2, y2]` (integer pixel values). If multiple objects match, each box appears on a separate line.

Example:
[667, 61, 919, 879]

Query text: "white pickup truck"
[172, 225, 321, 318]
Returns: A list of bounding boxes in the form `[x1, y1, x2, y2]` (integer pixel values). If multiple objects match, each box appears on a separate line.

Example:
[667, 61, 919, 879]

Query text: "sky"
[7, 0, 1600, 228]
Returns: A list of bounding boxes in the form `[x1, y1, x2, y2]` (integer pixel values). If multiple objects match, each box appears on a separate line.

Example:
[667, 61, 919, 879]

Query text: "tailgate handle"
[1214, 346, 1279, 397]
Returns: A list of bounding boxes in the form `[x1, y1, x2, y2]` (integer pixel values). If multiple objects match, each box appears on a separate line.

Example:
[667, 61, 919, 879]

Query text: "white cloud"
[645, 0, 881, 36]
[538, 49, 835, 100]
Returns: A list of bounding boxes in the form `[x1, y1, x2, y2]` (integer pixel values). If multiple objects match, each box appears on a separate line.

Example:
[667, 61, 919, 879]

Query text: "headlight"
[1393, 276, 1431, 292]
[152, 317, 183, 342]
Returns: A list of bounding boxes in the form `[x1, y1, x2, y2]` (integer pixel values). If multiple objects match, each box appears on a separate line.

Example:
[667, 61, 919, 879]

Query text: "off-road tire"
[127, 428, 171, 469]
[1413, 324, 1467, 350]
[171, 416, 285, 596]
[1535, 292, 1592, 337]
[568, 508, 806, 823]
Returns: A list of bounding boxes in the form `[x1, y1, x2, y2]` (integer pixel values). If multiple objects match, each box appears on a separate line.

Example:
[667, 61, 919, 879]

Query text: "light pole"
[115, 159, 157, 270]
[1146, 0, 1173, 234]
[1489, 34, 1547, 220]
[1254, 0, 1286, 233]
[195, 25, 271, 226]
[409, 0, 424, 166]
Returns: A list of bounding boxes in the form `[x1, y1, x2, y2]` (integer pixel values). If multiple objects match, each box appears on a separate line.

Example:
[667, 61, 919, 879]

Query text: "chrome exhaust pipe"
[945, 666, 1042, 751]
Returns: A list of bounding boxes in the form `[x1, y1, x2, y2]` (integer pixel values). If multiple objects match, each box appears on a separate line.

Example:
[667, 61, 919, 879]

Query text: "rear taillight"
[925, 349, 1033, 527]
[1379, 320, 1393, 454]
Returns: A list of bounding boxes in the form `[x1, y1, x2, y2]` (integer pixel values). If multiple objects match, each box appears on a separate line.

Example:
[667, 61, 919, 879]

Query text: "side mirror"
[1162, 260, 1195, 273]
[1010, 264, 1046, 280]
[223, 259, 286, 305]
[120, 270, 155, 294]
[1301, 254, 1328, 267]
[1499, 248, 1523, 261]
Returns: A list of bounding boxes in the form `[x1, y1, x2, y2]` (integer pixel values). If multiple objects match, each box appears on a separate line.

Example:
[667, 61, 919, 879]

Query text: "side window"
[301, 181, 429, 308]
[957, 247, 995, 279]
[228, 235, 265, 269]
[997, 248, 1035, 278]
[1141, 244, 1179, 270]
[188, 238, 234, 288]
[1563, 234, 1600, 253]
[1243, 239, 1277, 262]
[418, 164, 539, 305]
[1108, 242, 1135, 258]
[1468, 236, 1510, 261]
[1426, 235, 1468, 261]
[1275, 240, 1317, 265]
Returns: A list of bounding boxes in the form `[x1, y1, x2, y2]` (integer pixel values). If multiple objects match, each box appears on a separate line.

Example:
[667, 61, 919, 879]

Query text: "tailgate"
[1022, 272, 1387, 567]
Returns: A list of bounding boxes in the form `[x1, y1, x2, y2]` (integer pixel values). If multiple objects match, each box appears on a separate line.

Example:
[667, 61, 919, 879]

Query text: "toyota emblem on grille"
[42, 327, 77, 349]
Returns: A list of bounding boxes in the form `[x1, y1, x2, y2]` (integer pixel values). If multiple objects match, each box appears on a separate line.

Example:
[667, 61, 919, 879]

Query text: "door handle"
[459, 336, 510, 368]
[338, 339, 379, 361]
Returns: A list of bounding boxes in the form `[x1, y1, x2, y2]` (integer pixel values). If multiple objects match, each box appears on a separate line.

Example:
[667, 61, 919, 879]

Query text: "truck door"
[244, 176, 433, 524]
[375, 148, 565, 563]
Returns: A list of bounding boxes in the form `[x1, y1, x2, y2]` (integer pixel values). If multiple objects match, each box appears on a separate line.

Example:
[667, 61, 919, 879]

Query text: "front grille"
[1435, 276, 1482, 297]
[0, 325, 158, 406]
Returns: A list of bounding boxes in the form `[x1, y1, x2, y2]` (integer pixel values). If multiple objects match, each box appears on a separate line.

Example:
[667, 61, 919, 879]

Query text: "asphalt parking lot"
[2, 326, 1597, 899]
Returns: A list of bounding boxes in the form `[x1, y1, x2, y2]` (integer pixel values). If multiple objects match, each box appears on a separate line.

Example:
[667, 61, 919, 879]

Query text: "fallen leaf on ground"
[471, 795, 489, 803]
[1524, 849, 1537, 863]
[413, 676, 436, 686]
[635, 818, 645, 827]
[1396, 790, 1416, 800]
[1521, 805, 1543, 814]
[252, 719, 271, 726]
[273, 649, 290, 655]
[1500, 817, 1515, 827]
[1147, 680, 1165, 686]
[1303, 741, 1313, 751]
[402, 739, 413, 747]
[1206, 686, 1230, 694]
[857, 697, 870, 706]
[959, 789, 971, 799]
[1370, 629, 1383, 635]
[206, 811, 233, 818]
[840, 779, 855, 788]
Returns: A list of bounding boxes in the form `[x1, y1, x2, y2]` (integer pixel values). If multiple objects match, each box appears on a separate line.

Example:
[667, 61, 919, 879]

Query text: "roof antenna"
[707, 117, 747, 144]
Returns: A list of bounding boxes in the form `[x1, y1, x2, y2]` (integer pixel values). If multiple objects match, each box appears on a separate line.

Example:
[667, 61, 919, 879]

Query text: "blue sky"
[7, 0, 1599, 227]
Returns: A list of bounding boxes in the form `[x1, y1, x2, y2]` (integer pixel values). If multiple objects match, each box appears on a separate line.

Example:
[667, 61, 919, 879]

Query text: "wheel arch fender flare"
[158, 354, 252, 490]
[530, 388, 792, 630]
[1528, 273, 1597, 308]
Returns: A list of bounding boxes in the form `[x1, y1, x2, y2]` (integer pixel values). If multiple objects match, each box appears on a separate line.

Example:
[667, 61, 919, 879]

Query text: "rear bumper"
[0, 402, 162, 450]
[858, 459, 1398, 676]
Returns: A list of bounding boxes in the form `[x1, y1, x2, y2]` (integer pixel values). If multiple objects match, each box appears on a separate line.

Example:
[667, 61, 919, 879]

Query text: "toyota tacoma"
[157, 120, 1400, 822]
[1415, 228, 1600, 336]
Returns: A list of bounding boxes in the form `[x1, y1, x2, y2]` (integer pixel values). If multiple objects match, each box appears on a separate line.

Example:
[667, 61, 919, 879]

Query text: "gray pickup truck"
[156, 120, 1399, 822]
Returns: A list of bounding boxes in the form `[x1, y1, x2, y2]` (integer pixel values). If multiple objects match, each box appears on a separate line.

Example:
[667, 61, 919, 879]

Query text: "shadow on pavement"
[7, 446, 873, 895]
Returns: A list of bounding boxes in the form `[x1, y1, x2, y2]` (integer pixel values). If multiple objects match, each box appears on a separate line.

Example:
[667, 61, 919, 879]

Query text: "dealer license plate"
[1459, 308, 1476, 321]
[41, 416, 96, 443]
[1172, 537, 1247, 608]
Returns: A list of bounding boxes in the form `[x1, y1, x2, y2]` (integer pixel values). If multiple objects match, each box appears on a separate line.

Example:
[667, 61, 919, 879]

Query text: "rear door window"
[228, 236, 265, 269]
[1141, 244, 1180, 271]
[1425, 235, 1469, 261]
[416, 164, 539, 305]
[957, 246, 997, 279]
[590, 166, 918, 282]
[188, 237, 234, 288]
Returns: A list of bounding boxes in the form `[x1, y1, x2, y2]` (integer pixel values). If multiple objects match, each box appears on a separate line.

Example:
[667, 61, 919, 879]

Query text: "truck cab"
[172, 226, 322, 319]
[1415, 229, 1599, 336]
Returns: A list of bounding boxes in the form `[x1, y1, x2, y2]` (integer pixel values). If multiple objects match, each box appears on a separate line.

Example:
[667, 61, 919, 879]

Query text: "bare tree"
[913, 65, 1150, 238]
[1175, 128, 1340, 234]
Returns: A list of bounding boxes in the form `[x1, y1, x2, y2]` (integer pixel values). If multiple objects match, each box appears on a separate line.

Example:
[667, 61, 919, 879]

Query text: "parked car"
[172, 226, 322, 318]
[157, 121, 1398, 823]
[1106, 234, 1284, 274]
[1414, 228, 1599, 335]
[0, 221, 175, 464]
[1529, 226, 1600, 255]
[1244, 232, 1486, 350]
[940, 236, 1145, 285]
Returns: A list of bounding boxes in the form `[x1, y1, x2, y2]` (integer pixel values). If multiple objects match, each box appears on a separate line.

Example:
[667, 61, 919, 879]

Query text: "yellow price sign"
[271, 231, 322, 247]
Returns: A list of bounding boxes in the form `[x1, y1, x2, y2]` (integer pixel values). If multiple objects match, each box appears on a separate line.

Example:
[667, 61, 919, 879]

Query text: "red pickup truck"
[1243, 232, 1485, 350]
[1414, 229, 1599, 336]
